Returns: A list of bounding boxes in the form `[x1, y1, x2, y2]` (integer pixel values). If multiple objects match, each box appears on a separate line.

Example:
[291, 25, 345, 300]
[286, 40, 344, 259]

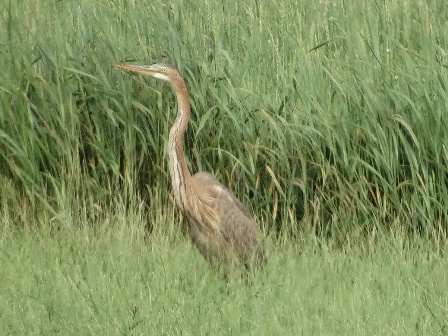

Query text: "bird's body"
[115, 63, 265, 272]
[186, 171, 265, 270]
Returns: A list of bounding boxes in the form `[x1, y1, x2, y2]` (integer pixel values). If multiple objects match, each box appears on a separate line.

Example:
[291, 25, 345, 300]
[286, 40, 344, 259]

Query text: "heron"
[115, 63, 266, 273]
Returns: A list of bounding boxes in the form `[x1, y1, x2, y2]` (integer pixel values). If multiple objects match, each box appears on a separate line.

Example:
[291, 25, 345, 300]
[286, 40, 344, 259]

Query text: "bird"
[115, 63, 266, 273]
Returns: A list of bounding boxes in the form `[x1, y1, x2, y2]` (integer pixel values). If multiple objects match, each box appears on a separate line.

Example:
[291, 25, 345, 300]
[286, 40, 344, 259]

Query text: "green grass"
[1, 0, 448, 334]
[1, 0, 447, 234]
[1, 222, 447, 335]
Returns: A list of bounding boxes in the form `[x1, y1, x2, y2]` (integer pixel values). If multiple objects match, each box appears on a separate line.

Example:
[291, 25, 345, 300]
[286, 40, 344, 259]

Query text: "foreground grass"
[1, 221, 447, 335]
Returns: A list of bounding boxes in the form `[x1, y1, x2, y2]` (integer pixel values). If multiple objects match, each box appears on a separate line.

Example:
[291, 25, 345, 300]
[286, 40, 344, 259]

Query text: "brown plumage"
[115, 63, 266, 273]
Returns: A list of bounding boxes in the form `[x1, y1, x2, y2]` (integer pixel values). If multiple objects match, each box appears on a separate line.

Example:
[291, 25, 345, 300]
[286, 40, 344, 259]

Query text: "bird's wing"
[193, 172, 260, 249]
[192, 171, 254, 220]
[191, 171, 266, 269]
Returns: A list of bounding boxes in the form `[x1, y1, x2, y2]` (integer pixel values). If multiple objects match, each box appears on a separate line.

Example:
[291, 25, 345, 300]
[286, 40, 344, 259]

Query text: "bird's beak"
[114, 63, 157, 76]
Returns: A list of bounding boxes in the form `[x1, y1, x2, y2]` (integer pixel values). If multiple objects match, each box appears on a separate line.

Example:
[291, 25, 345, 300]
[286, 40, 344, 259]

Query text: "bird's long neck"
[168, 77, 192, 212]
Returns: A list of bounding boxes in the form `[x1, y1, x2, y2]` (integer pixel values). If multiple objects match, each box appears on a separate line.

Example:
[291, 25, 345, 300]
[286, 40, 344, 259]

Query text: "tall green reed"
[0, 0, 447, 240]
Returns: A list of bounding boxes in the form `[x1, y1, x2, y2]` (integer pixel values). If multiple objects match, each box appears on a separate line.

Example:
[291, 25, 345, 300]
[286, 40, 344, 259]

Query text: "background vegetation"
[1, 0, 447, 334]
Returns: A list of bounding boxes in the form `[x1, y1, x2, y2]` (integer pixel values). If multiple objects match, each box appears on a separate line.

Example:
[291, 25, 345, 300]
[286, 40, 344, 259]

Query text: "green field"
[1, 0, 448, 334]
[1, 225, 447, 335]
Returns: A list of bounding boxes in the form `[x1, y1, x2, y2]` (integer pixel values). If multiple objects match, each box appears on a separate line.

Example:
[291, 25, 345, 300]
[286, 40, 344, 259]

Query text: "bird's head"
[114, 63, 180, 83]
